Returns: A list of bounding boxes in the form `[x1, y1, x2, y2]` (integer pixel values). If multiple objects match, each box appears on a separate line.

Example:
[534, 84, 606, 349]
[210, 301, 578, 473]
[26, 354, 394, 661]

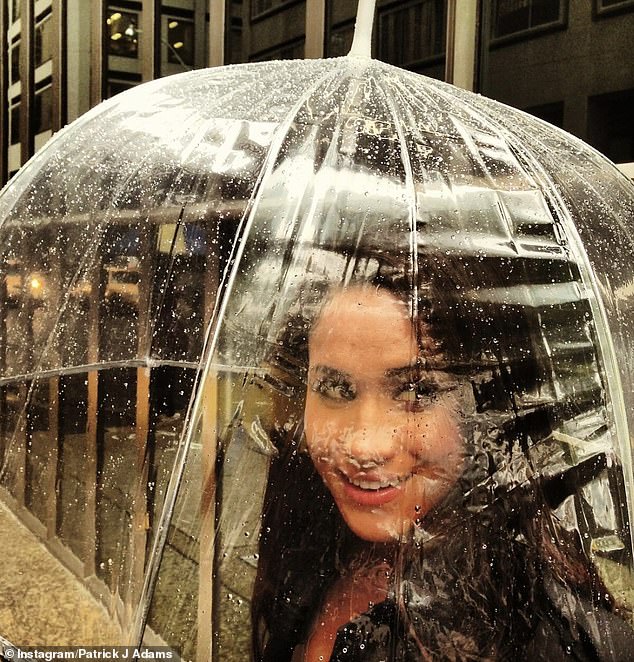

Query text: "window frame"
[490, 0, 569, 47]
[593, 0, 634, 18]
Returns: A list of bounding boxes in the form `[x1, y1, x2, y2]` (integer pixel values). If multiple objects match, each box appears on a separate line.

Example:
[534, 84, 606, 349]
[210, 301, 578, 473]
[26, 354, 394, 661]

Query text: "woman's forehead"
[317, 285, 409, 316]
[311, 286, 411, 336]
[308, 286, 441, 373]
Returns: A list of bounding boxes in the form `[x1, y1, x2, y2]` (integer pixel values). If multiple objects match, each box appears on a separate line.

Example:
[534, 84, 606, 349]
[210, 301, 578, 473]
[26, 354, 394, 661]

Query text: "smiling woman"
[246, 248, 634, 661]
[304, 286, 465, 543]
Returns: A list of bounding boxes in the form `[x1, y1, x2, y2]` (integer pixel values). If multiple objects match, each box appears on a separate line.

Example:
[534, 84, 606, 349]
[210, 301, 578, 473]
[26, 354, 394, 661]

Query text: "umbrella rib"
[381, 76, 421, 324]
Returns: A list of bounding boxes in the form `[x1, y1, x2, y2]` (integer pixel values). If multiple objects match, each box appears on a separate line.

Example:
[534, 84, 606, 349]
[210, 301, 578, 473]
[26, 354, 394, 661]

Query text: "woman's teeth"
[348, 476, 405, 490]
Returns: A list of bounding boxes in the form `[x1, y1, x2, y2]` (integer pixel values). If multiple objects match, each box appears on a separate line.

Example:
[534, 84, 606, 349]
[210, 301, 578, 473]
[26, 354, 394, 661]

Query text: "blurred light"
[111, 33, 122, 41]
[168, 20, 179, 29]
[30, 276, 42, 292]
[173, 41, 184, 49]
[110, 12, 121, 22]
[125, 25, 135, 37]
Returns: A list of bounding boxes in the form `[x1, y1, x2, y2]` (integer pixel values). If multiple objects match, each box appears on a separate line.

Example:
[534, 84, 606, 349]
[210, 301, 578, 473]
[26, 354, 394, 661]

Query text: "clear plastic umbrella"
[2, 1, 634, 658]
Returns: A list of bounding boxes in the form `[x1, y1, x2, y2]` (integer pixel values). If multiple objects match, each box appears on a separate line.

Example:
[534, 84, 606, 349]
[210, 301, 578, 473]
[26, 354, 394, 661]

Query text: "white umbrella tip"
[348, 0, 377, 59]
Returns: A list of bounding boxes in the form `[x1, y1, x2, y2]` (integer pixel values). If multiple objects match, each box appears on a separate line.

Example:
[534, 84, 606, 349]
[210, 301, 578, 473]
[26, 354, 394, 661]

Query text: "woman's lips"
[339, 471, 408, 507]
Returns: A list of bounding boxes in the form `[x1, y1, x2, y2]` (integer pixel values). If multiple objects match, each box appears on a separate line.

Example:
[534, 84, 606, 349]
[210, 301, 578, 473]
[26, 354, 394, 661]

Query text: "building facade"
[0, 0, 244, 184]
[2, 0, 634, 186]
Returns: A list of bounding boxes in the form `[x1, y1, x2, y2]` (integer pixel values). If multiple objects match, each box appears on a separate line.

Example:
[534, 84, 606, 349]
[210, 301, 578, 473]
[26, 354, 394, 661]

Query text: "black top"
[329, 576, 634, 661]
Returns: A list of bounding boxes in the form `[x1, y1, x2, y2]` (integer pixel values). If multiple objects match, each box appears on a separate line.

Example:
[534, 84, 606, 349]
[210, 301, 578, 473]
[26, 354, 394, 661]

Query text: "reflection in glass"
[96, 368, 136, 600]
[166, 17, 194, 67]
[107, 9, 139, 58]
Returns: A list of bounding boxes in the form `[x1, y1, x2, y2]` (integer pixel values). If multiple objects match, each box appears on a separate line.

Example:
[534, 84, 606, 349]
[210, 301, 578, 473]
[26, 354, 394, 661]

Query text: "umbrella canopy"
[1, 43, 634, 660]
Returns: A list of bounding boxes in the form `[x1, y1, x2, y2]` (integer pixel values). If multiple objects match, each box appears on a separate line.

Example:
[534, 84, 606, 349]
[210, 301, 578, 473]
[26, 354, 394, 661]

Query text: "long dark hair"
[250, 248, 619, 660]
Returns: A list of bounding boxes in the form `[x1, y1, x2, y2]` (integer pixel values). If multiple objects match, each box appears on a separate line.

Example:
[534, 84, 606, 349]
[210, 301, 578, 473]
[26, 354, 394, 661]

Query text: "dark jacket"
[330, 575, 634, 661]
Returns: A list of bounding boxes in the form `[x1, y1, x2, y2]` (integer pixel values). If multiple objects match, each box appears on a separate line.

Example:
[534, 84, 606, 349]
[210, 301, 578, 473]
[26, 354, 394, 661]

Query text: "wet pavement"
[0, 395, 269, 659]
[0, 501, 122, 646]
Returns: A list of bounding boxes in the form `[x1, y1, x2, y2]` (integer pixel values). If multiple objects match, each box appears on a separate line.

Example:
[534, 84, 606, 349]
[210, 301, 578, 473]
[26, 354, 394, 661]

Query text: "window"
[378, 0, 445, 67]
[10, 102, 20, 145]
[327, 22, 354, 58]
[587, 89, 634, 164]
[165, 17, 194, 67]
[35, 15, 54, 67]
[525, 102, 564, 129]
[492, 0, 565, 40]
[107, 9, 139, 58]
[34, 85, 52, 134]
[106, 70, 141, 99]
[10, 42, 20, 85]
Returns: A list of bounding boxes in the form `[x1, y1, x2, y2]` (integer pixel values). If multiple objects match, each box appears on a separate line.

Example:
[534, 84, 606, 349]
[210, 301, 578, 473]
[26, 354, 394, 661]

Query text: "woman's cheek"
[304, 419, 336, 464]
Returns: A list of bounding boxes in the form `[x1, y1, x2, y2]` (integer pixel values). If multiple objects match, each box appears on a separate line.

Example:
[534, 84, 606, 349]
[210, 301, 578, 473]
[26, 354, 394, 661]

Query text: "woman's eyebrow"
[383, 365, 422, 380]
[310, 364, 353, 381]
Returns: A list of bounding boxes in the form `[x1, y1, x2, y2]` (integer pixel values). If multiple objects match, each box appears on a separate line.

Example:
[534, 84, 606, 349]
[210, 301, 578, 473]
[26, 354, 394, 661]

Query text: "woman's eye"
[394, 378, 458, 408]
[395, 381, 437, 405]
[311, 378, 356, 402]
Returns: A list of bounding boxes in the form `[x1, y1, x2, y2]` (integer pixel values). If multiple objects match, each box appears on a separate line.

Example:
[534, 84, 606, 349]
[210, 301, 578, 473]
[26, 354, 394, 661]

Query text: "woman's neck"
[302, 553, 393, 662]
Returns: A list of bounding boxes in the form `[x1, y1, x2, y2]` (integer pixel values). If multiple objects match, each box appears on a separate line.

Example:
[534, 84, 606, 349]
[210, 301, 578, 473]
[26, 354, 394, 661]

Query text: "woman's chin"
[339, 507, 416, 543]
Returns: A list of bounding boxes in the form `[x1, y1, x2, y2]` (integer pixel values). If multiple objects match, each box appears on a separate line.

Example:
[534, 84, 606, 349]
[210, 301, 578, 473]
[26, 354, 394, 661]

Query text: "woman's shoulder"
[326, 576, 634, 662]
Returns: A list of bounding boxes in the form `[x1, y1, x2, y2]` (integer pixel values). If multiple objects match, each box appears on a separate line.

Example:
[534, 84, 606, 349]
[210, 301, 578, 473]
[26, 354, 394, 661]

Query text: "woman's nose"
[343, 398, 401, 465]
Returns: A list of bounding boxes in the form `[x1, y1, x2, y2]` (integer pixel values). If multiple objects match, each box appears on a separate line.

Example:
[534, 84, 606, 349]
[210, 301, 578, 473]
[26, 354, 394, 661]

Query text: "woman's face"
[304, 287, 467, 542]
